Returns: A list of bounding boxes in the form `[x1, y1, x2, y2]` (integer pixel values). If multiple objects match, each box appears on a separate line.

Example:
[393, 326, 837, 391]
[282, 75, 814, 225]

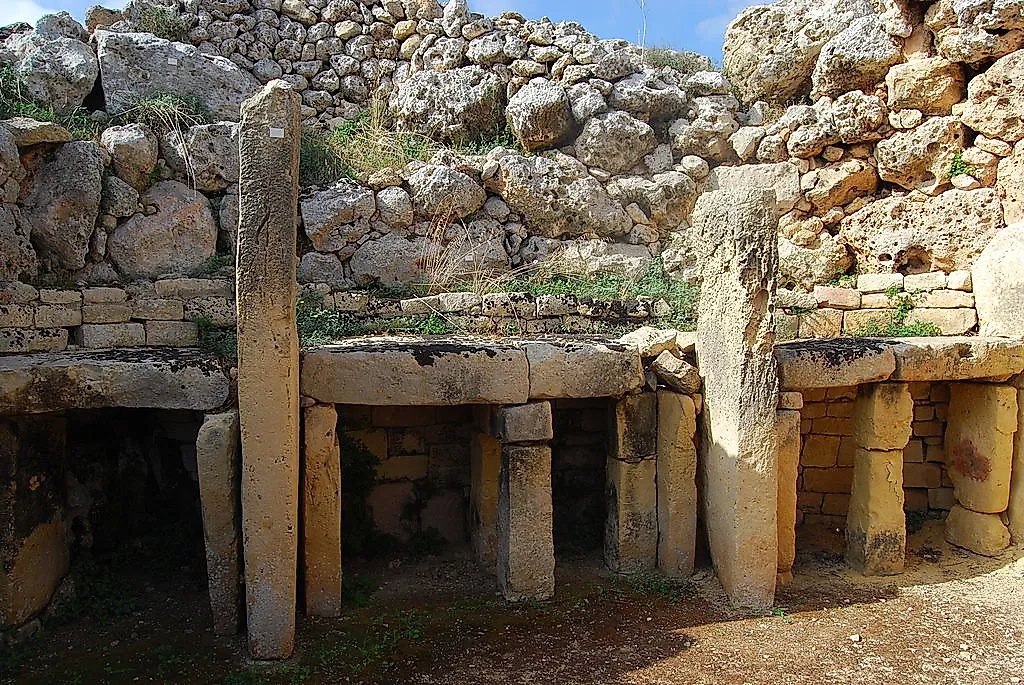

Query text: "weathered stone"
[21, 141, 103, 271]
[779, 233, 853, 291]
[498, 444, 554, 601]
[407, 165, 486, 220]
[237, 81, 302, 660]
[95, 30, 259, 122]
[839, 189, 1005, 274]
[303, 404, 342, 618]
[904, 307, 978, 335]
[617, 326, 677, 358]
[846, 447, 906, 575]
[610, 70, 688, 120]
[890, 337, 1024, 382]
[161, 123, 240, 192]
[300, 180, 376, 252]
[974, 222, 1024, 338]
[853, 382, 913, 451]
[669, 95, 741, 163]
[196, 410, 242, 635]
[997, 144, 1024, 224]
[1, 116, 71, 146]
[811, 15, 901, 98]
[522, 339, 644, 399]
[390, 66, 504, 143]
[857, 273, 904, 293]
[658, 391, 698, 578]
[1009, 383, 1024, 545]
[145, 320, 199, 347]
[961, 50, 1024, 142]
[802, 160, 878, 211]
[776, 409, 801, 582]
[944, 505, 1011, 556]
[575, 111, 656, 174]
[885, 57, 965, 115]
[108, 181, 218, 279]
[470, 428, 501, 564]
[605, 455, 657, 574]
[349, 233, 437, 286]
[0, 205, 36, 282]
[693, 187, 778, 608]
[495, 401, 553, 443]
[0, 328, 67, 354]
[0, 348, 228, 413]
[813, 286, 861, 310]
[876, 117, 966, 194]
[100, 124, 159, 191]
[74, 322, 145, 348]
[775, 338, 896, 390]
[506, 78, 574, 151]
[375, 186, 413, 228]
[302, 337, 530, 405]
[3, 15, 98, 112]
[708, 162, 800, 215]
[945, 383, 1017, 514]
[651, 351, 702, 395]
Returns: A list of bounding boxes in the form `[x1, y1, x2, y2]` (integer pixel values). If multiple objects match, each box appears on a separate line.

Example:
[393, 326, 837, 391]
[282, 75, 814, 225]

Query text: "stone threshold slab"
[0, 347, 231, 414]
[775, 336, 1024, 390]
[300, 335, 644, 405]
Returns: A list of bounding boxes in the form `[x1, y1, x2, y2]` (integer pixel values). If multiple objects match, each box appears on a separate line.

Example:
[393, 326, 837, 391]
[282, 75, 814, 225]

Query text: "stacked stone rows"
[0, 278, 233, 353]
[776, 269, 977, 340]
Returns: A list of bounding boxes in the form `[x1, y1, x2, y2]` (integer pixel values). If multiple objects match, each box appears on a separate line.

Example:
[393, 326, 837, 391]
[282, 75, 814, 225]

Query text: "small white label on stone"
[167, 57, 179, 65]
[269, 127, 285, 138]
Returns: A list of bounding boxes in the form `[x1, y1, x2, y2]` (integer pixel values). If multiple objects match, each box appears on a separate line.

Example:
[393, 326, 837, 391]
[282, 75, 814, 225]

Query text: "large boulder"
[669, 95, 741, 162]
[21, 141, 104, 271]
[875, 116, 966, 194]
[94, 30, 259, 122]
[961, 50, 1024, 143]
[885, 57, 966, 116]
[839, 188, 1005, 273]
[507, 79, 574, 152]
[723, 0, 876, 103]
[389, 66, 504, 144]
[831, 90, 886, 143]
[160, 122, 240, 192]
[606, 172, 699, 231]
[810, 15, 902, 98]
[925, 0, 1024, 64]
[2, 12, 97, 113]
[487, 152, 632, 238]
[608, 70, 688, 121]
[0, 205, 37, 281]
[973, 222, 1024, 338]
[779, 232, 853, 290]
[707, 162, 801, 215]
[407, 164, 486, 220]
[107, 181, 218, 279]
[300, 179, 376, 253]
[100, 123, 159, 191]
[574, 111, 656, 174]
[348, 232, 437, 286]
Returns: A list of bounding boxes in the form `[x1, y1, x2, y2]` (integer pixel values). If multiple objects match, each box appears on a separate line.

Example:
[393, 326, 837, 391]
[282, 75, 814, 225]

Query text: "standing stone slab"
[236, 81, 301, 660]
[470, 429, 501, 564]
[497, 445, 554, 601]
[605, 393, 658, 574]
[302, 404, 342, 618]
[692, 187, 779, 608]
[656, 391, 698, 578]
[1009, 383, 1024, 545]
[945, 383, 1018, 514]
[196, 411, 242, 636]
[775, 409, 801, 584]
[846, 383, 912, 575]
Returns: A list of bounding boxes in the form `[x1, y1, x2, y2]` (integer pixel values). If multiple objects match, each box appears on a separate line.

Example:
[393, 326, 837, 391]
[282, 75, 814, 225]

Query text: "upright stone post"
[195, 410, 242, 635]
[236, 80, 301, 659]
[470, 407, 501, 564]
[775, 406, 802, 584]
[1009, 381, 1024, 545]
[606, 392, 658, 574]
[692, 187, 779, 608]
[656, 390, 698, 577]
[846, 383, 912, 575]
[302, 403, 342, 618]
[495, 402, 555, 601]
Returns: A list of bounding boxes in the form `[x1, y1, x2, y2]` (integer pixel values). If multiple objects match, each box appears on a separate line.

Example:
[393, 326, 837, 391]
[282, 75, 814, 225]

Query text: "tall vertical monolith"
[236, 80, 301, 660]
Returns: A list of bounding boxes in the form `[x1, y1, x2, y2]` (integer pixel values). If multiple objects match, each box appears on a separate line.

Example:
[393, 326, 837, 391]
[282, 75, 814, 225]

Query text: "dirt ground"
[4, 519, 1023, 685]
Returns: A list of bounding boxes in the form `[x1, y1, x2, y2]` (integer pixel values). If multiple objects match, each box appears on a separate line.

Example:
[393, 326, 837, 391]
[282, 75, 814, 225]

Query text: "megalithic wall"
[236, 80, 302, 660]
[692, 186, 780, 609]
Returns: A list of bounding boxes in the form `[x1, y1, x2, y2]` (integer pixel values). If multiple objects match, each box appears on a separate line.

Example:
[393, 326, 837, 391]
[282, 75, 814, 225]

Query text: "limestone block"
[497, 445, 554, 601]
[33, 304, 81, 328]
[798, 308, 843, 338]
[852, 383, 913, 452]
[944, 505, 1011, 556]
[470, 431, 501, 564]
[0, 328, 68, 354]
[650, 351, 702, 395]
[0, 305, 33, 328]
[846, 448, 906, 575]
[890, 337, 1024, 382]
[813, 286, 860, 310]
[973, 222, 1024, 338]
[693, 186, 779, 608]
[196, 410, 242, 635]
[301, 338, 529, 405]
[776, 409, 801, 583]
[657, 391, 698, 577]
[904, 308, 977, 335]
[775, 339, 896, 390]
[617, 326, 678, 357]
[74, 323, 145, 348]
[303, 404, 342, 618]
[82, 303, 132, 324]
[609, 393, 657, 463]
[522, 339, 644, 399]
[495, 402, 552, 444]
[857, 273, 904, 293]
[1008, 385, 1024, 545]
[945, 383, 1017, 514]
[779, 392, 803, 410]
[885, 57, 965, 115]
[145, 320, 199, 347]
[131, 299, 185, 321]
[605, 455, 657, 574]
[237, 81, 302, 660]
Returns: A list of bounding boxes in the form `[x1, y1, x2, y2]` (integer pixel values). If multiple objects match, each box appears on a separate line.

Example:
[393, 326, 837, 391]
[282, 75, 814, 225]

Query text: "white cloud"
[2, 0, 59, 25]
[695, 0, 758, 43]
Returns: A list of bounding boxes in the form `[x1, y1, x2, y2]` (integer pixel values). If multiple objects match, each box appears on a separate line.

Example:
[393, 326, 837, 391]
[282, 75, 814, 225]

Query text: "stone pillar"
[495, 402, 554, 601]
[944, 383, 1017, 555]
[655, 390, 696, 577]
[470, 423, 501, 565]
[846, 383, 912, 575]
[1009, 382, 1024, 545]
[606, 392, 658, 574]
[302, 403, 342, 618]
[692, 187, 779, 608]
[236, 80, 301, 660]
[195, 410, 242, 635]
[775, 406, 802, 584]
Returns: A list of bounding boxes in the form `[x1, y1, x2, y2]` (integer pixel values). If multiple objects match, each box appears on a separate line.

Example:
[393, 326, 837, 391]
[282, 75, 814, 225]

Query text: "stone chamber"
[1, 0, 1024, 669]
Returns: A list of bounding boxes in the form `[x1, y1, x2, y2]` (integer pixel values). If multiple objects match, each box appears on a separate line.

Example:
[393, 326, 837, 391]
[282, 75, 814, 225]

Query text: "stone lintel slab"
[302, 404, 342, 618]
[195, 410, 242, 636]
[889, 337, 1024, 382]
[846, 447, 906, 576]
[657, 391, 698, 578]
[497, 444, 554, 601]
[0, 348, 229, 414]
[520, 338, 644, 399]
[301, 337, 529, 405]
[775, 338, 896, 390]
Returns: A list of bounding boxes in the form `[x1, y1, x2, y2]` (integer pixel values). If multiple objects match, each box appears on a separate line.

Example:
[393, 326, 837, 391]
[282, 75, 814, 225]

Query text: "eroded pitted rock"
[885, 57, 966, 115]
[875, 116, 966, 194]
[407, 164, 486, 220]
[811, 15, 902, 98]
[575, 111, 656, 174]
[390, 66, 504, 144]
[160, 122, 240, 192]
[973, 222, 1024, 338]
[608, 70, 688, 121]
[100, 123, 159, 191]
[669, 95, 741, 163]
[506, 78, 574, 152]
[0, 205, 36, 281]
[300, 179, 376, 252]
[925, 0, 1024, 64]
[961, 49, 1024, 143]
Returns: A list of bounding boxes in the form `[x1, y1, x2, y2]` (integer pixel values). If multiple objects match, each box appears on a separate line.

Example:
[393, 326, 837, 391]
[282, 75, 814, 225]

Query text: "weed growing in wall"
[947, 151, 974, 179]
[850, 287, 942, 337]
[0, 65, 100, 139]
[131, 4, 191, 43]
[192, 315, 238, 362]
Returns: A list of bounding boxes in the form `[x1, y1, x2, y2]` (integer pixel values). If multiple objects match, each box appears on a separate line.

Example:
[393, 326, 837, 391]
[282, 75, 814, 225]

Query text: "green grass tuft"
[132, 4, 191, 42]
[0, 65, 100, 139]
[849, 289, 943, 338]
[192, 315, 238, 362]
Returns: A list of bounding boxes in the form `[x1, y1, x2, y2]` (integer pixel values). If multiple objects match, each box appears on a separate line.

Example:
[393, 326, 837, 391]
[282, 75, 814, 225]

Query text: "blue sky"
[2, 0, 757, 60]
